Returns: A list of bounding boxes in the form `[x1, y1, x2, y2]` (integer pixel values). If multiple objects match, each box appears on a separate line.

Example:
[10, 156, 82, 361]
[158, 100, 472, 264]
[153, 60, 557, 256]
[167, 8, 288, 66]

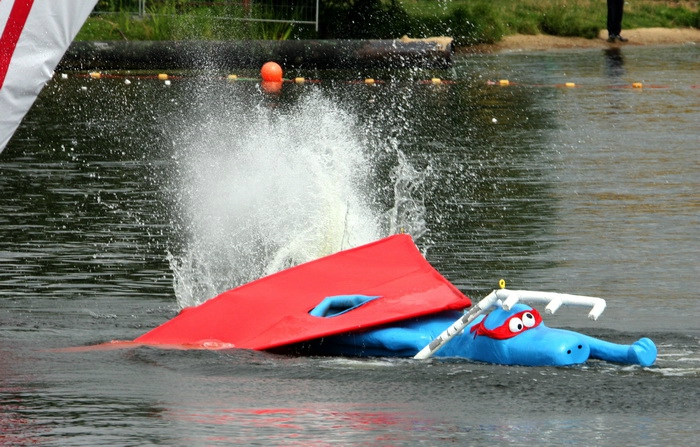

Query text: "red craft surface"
[135, 234, 471, 350]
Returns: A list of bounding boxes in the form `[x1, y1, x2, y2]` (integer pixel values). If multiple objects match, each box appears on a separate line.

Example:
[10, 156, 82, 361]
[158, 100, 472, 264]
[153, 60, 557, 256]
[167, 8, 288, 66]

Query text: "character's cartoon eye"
[470, 308, 542, 340]
[522, 312, 537, 328]
[508, 317, 524, 333]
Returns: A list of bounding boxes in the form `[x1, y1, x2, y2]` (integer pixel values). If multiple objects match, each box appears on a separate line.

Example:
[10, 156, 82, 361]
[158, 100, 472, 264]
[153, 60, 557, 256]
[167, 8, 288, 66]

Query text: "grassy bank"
[401, 0, 699, 43]
[76, 0, 700, 46]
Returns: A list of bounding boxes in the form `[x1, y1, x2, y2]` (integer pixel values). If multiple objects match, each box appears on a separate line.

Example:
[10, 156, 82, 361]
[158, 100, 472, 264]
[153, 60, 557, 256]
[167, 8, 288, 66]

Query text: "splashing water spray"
[168, 76, 428, 308]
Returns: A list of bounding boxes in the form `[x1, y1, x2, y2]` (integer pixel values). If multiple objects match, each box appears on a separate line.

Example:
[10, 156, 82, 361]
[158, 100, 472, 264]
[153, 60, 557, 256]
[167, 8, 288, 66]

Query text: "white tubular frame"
[495, 289, 606, 321]
[413, 288, 606, 360]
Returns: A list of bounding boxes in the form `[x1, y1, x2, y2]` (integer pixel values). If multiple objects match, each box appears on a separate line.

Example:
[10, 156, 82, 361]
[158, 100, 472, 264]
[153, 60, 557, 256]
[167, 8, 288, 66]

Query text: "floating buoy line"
[56, 61, 700, 91]
[59, 72, 700, 90]
[63, 71, 439, 86]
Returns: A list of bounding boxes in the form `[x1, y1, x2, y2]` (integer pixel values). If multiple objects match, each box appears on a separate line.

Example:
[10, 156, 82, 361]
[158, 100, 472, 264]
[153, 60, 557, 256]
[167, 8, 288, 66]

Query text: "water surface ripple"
[1, 46, 698, 446]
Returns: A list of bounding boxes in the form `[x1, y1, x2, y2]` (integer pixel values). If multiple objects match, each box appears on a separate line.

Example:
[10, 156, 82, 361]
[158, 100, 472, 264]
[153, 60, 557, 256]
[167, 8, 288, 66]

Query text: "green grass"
[75, 0, 699, 45]
[78, 2, 302, 41]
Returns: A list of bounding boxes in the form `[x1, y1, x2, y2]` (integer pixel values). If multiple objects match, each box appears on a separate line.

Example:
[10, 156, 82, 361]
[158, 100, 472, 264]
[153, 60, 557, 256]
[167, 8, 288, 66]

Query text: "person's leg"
[615, 0, 628, 41]
[607, 0, 624, 36]
[607, 0, 617, 37]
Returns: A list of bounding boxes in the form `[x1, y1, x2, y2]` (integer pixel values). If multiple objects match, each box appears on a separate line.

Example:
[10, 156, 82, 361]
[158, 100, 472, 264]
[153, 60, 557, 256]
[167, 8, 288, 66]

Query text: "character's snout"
[509, 328, 591, 366]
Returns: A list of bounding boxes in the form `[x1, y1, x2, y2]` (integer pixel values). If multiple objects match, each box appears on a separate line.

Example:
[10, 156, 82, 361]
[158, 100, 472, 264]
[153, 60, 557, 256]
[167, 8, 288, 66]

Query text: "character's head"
[471, 305, 543, 339]
[467, 303, 591, 366]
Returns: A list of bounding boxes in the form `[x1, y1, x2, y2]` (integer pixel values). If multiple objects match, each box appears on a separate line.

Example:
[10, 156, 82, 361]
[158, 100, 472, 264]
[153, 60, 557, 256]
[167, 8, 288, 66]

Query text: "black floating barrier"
[57, 38, 454, 71]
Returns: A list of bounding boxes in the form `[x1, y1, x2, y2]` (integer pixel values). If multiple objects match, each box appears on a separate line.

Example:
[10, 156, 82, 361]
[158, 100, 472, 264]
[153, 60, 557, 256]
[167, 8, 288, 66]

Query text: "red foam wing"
[135, 234, 470, 350]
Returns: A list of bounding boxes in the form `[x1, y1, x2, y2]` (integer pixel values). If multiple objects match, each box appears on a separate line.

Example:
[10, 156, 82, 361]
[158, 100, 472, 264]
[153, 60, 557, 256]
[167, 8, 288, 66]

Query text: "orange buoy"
[261, 61, 283, 82]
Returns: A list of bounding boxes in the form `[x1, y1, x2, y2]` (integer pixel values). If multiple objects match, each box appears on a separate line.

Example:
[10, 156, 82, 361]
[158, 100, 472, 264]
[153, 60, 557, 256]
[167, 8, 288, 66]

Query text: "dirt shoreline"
[464, 27, 700, 53]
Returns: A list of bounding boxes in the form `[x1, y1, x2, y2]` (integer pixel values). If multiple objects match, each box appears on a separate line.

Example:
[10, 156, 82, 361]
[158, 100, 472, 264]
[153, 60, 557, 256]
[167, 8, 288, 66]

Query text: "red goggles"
[470, 308, 542, 340]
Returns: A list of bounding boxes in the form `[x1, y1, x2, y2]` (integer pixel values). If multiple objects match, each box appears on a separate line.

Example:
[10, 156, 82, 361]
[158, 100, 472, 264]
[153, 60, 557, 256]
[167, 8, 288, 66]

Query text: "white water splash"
[381, 150, 429, 239]
[169, 88, 427, 308]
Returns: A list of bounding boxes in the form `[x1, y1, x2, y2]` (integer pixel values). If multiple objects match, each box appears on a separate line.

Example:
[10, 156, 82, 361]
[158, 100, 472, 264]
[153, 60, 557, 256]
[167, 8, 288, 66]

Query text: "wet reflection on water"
[603, 47, 625, 79]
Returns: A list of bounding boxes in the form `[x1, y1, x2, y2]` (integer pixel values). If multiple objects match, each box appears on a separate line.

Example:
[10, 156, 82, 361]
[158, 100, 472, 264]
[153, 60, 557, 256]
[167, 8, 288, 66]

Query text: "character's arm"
[580, 334, 657, 366]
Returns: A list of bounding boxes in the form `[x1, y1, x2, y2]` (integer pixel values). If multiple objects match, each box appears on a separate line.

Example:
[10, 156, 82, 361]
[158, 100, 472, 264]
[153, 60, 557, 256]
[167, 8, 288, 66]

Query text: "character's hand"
[628, 337, 657, 367]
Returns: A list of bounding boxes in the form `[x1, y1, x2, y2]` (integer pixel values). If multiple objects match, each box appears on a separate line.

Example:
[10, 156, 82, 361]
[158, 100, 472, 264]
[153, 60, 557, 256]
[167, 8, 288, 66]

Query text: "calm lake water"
[1, 45, 699, 446]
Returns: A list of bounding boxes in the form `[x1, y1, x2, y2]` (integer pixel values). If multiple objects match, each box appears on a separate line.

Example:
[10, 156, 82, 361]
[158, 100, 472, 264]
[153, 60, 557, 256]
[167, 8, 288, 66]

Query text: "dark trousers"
[607, 0, 624, 35]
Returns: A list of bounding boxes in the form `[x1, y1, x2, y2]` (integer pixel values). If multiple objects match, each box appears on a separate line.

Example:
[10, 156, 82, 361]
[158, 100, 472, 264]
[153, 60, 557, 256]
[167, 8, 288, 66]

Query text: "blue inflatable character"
[317, 303, 657, 367]
[438, 303, 656, 366]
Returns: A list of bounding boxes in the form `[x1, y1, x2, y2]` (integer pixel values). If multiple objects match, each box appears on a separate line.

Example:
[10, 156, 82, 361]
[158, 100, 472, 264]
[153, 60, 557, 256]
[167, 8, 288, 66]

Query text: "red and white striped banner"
[0, 0, 97, 152]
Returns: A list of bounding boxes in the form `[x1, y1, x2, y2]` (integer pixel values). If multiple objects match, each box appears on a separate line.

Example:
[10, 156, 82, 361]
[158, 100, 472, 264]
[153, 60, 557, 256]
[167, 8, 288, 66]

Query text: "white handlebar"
[495, 289, 606, 320]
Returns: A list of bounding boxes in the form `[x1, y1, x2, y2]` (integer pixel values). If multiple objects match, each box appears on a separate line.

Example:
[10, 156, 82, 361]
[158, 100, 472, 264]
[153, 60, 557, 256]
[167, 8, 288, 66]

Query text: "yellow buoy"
[632, 82, 643, 89]
[565, 82, 576, 87]
[294, 77, 306, 84]
[227, 74, 238, 81]
[499, 79, 510, 86]
[89, 72, 101, 79]
[158, 73, 169, 80]
[431, 78, 442, 85]
[365, 78, 375, 85]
